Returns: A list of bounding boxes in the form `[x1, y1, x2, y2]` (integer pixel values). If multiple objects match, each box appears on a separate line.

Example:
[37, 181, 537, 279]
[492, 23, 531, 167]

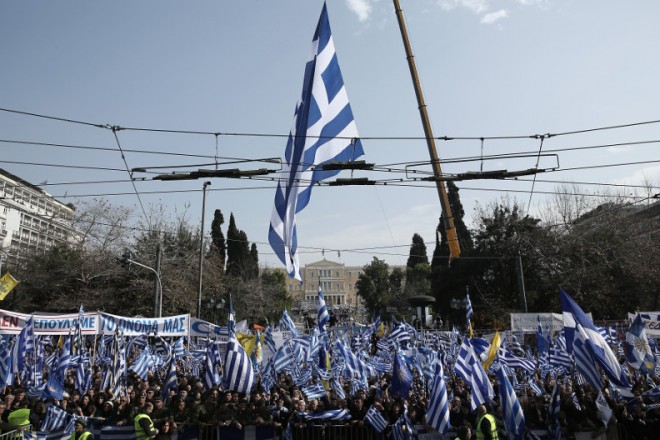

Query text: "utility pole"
[153, 242, 162, 317]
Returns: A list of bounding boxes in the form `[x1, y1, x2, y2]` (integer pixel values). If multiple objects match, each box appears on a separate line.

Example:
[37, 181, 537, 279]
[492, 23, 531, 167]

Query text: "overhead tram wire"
[31, 175, 658, 191]
[110, 127, 151, 228]
[2, 106, 660, 142]
[0, 138, 254, 161]
[3, 136, 660, 163]
[527, 135, 547, 213]
[43, 182, 652, 200]
[4, 153, 657, 194]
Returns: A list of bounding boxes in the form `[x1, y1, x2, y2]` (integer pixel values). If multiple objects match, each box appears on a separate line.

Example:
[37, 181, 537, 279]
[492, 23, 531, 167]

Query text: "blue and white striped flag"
[273, 343, 294, 373]
[548, 345, 573, 370]
[303, 409, 351, 422]
[425, 361, 450, 435]
[128, 348, 152, 381]
[14, 316, 35, 375]
[317, 283, 330, 332]
[548, 381, 562, 439]
[302, 382, 327, 400]
[625, 314, 656, 374]
[75, 360, 92, 396]
[497, 347, 536, 373]
[172, 337, 186, 358]
[465, 292, 474, 324]
[268, 2, 365, 280]
[264, 327, 277, 355]
[228, 297, 236, 336]
[497, 365, 526, 440]
[0, 339, 13, 388]
[279, 309, 298, 337]
[162, 354, 178, 401]
[203, 341, 221, 390]
[389, 323, 411, 347]
[365, 405, 388, 433]
[391, 409, 415, 440]
[561, 289, 630, 388]
[223, 335, 255, 394]
[455, 338, 494, 410]
[110, 332, 126, 397]
[573, 325, 603, 391]
[23, 432, 71, 440]
[40, 404, 70, 432]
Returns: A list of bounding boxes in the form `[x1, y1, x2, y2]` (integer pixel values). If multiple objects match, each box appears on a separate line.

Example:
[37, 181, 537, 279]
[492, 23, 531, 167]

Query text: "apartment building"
[0, 169, 76, 263]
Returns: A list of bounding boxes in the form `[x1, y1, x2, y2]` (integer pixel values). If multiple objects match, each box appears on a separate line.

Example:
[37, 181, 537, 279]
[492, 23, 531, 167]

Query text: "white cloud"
[515, 0, 548, 6]
[436, 0, 490, 14]
[612, 165, 660, 187]
[606, 145, 634, 153]
[481, 9, 508, 24]
[346, 0, 373, 22]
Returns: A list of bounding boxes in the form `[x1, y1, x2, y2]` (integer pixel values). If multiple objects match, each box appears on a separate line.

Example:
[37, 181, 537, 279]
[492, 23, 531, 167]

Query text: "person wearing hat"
[130, 392, 149, 420]
[70, 418, 94, 440]
[151, 396, 170, 423]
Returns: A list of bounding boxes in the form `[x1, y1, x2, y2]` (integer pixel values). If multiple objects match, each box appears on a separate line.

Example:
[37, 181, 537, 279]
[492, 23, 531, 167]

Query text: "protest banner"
[99, 312, 190, 336]
[628, 312, 660, 337]
[0, 309, 99, 335]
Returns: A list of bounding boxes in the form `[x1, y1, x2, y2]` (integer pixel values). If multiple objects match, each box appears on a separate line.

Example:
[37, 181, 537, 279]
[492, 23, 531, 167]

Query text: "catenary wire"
[2, 106, 660, 141]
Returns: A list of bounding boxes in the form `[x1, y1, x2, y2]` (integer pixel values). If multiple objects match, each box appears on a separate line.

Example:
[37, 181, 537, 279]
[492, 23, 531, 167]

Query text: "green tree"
[405, 233, 431, 297]
[556, 201, 660, 318]
[355, 258, 409, 318]
[210, 209, 226, 269]
[470, 198, 560, 327]
[406, 233, 429, 268]
[226, 213, 253, 280]
[249, 243, 260, 280]
[431, 182, 476, 325]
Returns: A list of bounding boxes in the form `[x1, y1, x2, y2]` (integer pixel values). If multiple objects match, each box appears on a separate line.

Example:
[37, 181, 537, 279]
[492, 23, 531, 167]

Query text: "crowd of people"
[1, 327, 659, 440]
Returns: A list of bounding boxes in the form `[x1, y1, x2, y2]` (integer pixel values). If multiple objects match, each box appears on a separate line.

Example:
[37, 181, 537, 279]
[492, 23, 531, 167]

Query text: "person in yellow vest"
[134, 407, 159, 440]
[475, 405, 499, 440]
[6, 407, 30, 429]
[70, 418, 94, 440]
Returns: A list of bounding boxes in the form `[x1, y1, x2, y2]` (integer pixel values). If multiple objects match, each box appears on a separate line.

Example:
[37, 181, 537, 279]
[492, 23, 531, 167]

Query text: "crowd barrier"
[0, 427, 28, 440]
[0, 421, 636, 440]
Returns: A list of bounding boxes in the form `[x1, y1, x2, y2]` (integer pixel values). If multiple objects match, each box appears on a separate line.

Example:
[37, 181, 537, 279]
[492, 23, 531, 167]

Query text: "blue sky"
[1, 0, 658, 270]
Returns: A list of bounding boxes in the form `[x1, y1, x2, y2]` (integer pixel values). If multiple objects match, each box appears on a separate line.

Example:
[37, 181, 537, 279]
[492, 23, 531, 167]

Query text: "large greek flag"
[223, 335, 255, 394]
[425, 361, 450, 434]
[561, 289, 630, 388]
[497, 365, 526, 440]
[268, 3, 365, 280]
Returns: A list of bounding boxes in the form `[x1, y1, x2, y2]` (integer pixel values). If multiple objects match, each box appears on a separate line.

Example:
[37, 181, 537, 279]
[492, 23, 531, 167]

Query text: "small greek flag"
[365, 405, 388, 433]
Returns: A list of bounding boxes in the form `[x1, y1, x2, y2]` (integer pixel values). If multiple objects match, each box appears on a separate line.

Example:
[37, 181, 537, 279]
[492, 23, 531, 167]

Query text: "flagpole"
[392, 0, 461, 260]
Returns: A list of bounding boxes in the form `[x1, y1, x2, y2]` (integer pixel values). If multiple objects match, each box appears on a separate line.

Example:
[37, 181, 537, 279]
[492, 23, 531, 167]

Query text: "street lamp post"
[197, 181, 212, 319]
[127, 258, 163, 317]
[206, 298, 226, 325]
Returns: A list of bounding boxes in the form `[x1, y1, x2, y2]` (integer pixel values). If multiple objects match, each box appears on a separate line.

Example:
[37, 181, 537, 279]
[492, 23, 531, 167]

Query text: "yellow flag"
[237, 333, 256, 356]
[0, 272, 19, 300]
[483, 331, 502, 370]
[321, 349, 332, 390]
[377, 322, 385, 337]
